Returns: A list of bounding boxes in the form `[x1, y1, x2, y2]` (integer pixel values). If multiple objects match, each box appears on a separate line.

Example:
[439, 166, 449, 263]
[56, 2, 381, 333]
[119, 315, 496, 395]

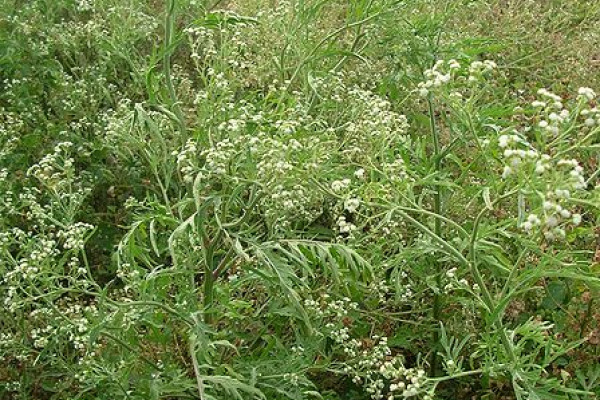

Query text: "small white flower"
[354, 168, 365, 179]
[544, 231, 555, 241]
[545, 216, 559, 228]
[331, 179, 350, 192]
[578, 87, 596, 101]
[498, 135, 510, 148]
[344, 198, 360, 213]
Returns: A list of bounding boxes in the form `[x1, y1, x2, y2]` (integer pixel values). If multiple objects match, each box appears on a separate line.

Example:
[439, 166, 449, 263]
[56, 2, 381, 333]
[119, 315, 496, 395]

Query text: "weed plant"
[0, 0, 599, 399]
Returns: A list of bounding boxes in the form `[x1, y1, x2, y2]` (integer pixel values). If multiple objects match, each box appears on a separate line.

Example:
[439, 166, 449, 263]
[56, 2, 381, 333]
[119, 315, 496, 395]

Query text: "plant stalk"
[428, 95, 444, 376]
[189, 335, 206, 400]
[203, 263, 215, 325]
[164, 0, 185, 131]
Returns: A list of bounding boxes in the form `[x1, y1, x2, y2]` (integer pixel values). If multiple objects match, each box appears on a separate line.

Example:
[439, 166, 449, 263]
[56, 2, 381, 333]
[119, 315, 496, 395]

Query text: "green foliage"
[0, 0, 599, 399]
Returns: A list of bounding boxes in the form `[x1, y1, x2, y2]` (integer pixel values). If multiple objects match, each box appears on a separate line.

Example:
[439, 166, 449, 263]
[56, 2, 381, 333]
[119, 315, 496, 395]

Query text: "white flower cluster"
[31, 326, 55, 349]
[557, 158, 586, 190]
[337, 215, 358, 235]
[533, 89, 570, 135]
[344, 198, 361, 213]
[218, 117, 247, 133]
[342, 87, 409, 163]
[68, 316, 91, 351]
[310, 73, 408, 164]
[394, 271, 413, 302]
[467, 60, 498, 81]
[578, 87, 597, 101]
[498, 132, 541, 178]
[76, 0, 94, 12]
[342, 336, 432, 400]
[444, 268, 480, 294]
[496, 86, 593, 240]
[499, 133, 586, 189]
[523, 185, 583, 240]
[418, 60, 452, 97]
[185, 13, 263, 88]
[57, 222, 94, 250]
[27, 141, 75, 188]
[116, 262, 142, 292]
[418, 59, 497, 97]
[533, 87, 598, 134]
[202, 138, 237, 177]
[6, 237, 58, 281]
[578, 87, 600, 129]
[304, 294, 358, 319]
[370, 280, 391, 303]
[581, 106, 600, 127]
[304, 290, 430, 399]
[330, 181, 365, 237]
[188, 104, 326, 236]
[305, 294, 362, 354]
[383, 156, 410, 183]
[381, 359, 430, 400]
[249, 133, 328, 232]
[0, 227, 26, 248]
[332, 179, 351, 193]
[174, 139, 198, 183]
[185, 26, 218, 64]
[0, 332, 15, 361]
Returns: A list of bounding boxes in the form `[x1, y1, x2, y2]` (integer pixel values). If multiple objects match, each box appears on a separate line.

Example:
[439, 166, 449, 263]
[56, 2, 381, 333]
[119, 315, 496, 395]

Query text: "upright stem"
[470, 197, 519, 363]
[189, 334, 207, 400]
[428, 95, 443, 376]
[468, 254, 516, 364]
[203, 263, 215, 325]
[164, 0, 185, 131]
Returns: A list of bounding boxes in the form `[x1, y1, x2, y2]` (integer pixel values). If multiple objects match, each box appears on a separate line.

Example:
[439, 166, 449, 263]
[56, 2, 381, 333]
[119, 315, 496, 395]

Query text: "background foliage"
[0, 0, 599, 399]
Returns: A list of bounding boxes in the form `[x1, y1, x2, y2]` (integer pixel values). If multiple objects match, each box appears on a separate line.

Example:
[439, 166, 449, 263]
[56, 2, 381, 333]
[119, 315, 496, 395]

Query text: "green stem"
[430, 369, 484, 382]
[164, 0, 185, 130]
[428, 95, 443, 376]
[203, 263, 215, 325]
[469, 193, 520, 363]
[396, 206, 517, 364]
[500, 248, 528, 299]
[189, 332, 206, 400]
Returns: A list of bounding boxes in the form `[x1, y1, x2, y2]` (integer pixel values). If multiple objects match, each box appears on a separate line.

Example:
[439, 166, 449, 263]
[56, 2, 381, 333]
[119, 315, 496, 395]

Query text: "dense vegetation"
[1, 0, 599, 399]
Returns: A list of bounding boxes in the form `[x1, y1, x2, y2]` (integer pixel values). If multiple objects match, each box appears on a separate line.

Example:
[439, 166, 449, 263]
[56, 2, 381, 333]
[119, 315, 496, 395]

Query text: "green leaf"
[540, 281, 567, 309]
